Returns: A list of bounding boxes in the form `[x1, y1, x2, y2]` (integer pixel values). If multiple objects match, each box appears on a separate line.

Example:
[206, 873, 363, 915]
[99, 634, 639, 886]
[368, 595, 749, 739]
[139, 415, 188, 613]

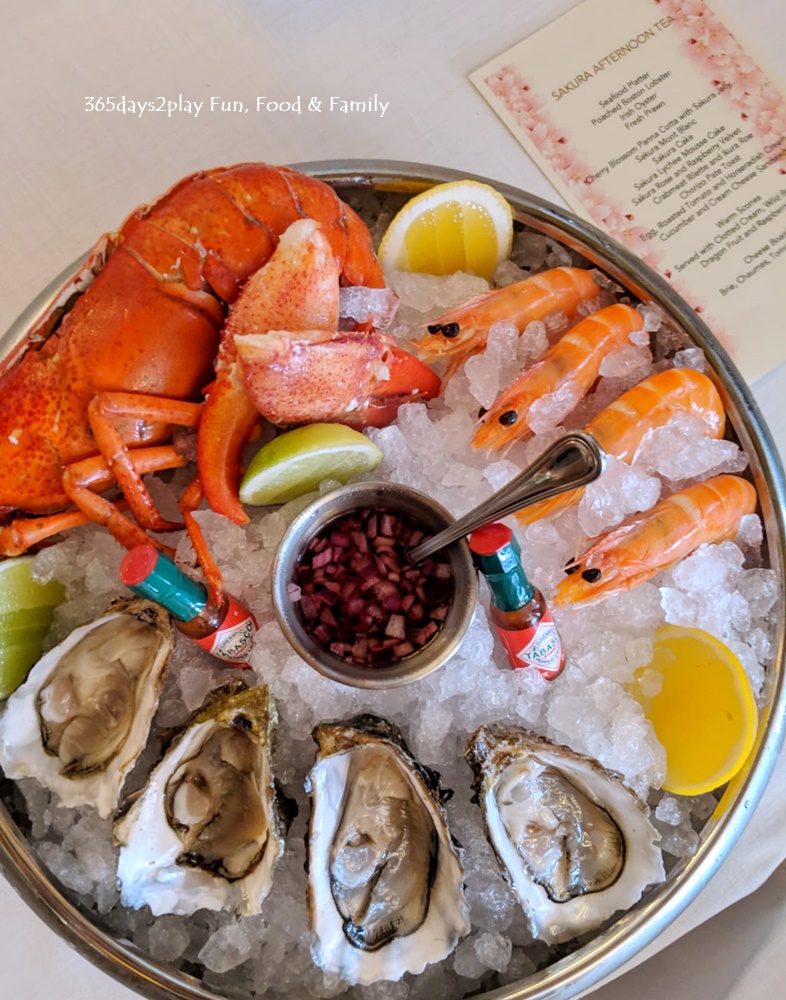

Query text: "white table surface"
[1, 2, 785, 998]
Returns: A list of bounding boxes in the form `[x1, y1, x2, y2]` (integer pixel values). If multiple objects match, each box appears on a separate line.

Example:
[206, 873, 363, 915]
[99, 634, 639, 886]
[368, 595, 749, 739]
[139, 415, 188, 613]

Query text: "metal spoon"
[408, 431, 605, 564]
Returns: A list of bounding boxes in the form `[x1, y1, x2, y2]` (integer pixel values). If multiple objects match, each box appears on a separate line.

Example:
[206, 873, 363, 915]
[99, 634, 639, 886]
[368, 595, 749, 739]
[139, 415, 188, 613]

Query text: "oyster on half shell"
[115, 682, 288, 917]
[465, 725, 665, 945]
[0, 598, 173, 818]
[306, 714, 470, 986]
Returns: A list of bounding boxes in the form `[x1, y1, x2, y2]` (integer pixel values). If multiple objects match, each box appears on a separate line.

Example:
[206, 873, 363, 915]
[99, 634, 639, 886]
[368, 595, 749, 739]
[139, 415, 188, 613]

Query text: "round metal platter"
[0, 160, 784, 1000]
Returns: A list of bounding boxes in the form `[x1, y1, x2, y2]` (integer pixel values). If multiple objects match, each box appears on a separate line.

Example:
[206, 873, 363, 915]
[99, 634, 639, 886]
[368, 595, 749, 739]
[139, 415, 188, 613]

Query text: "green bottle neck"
[126, 552, 208, 622]
[484, 564, 535, 612]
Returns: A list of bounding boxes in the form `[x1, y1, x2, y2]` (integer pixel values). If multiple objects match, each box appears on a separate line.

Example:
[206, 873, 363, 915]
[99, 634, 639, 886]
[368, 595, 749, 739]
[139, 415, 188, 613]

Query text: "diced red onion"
[351, 531, 368, 554]
[319, 606, 338, 627]
[347, 597, 366, 616]
[384, 614, 406, 639]
[299, 594, 319, 619]
[312, 547, 333, 569]
[293, 505, 454, 667]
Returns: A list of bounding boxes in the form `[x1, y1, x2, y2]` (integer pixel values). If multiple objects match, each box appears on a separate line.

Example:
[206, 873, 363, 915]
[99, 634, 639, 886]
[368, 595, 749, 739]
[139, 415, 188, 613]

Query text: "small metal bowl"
[271, 481, 478, 688]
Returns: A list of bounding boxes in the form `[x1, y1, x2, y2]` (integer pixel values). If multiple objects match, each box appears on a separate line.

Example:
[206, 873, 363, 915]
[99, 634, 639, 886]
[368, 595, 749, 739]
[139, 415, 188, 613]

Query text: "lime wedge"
[0, 640, 48, 698]
[239, 423, 383, 506]
[0, 556, 64, 698]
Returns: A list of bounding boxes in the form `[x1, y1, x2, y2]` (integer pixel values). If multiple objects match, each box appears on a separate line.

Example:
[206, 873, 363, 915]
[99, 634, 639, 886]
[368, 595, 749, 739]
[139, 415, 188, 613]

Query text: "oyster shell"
[465, 724, 665, 944]
[115, 682, 288, 917]
[0, 598, 172, 818]
[306, 714, 470, 985]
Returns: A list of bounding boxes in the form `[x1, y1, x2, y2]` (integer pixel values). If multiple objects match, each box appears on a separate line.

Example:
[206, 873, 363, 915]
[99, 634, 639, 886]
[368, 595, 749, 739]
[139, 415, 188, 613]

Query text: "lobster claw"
[198, 218, 341, 522]
[199, 217, 440, 522]
[233, 329, 441, 429]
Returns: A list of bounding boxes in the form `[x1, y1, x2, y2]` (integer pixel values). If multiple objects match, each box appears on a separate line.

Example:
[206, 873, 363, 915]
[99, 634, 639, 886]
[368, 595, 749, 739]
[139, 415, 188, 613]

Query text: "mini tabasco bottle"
[468, 522, 565, 679]
[119, 545, 257, 667]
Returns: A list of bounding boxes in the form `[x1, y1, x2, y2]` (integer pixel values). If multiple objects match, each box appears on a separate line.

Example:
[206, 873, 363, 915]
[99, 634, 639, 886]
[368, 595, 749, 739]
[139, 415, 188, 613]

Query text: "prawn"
[553, 474, 757, 606]
[412, 266, 600, 381]
[472, 303, 645, 451]
[517, 368, 726, 525]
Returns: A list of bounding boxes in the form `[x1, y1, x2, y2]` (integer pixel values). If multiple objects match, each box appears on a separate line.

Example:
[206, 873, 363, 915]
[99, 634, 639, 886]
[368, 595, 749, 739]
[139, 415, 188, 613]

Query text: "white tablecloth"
[1, 2, 784, 998]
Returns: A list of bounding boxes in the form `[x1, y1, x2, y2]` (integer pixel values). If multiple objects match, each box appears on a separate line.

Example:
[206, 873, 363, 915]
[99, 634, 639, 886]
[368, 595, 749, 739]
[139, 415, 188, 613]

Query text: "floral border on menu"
[657, 0, 786, 148]
[484, 64, 663, 268]
[484, 0, 786, 342]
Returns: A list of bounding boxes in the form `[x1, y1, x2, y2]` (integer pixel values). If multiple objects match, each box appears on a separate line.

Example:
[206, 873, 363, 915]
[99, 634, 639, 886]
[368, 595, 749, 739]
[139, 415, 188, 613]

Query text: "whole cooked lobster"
[0, 163, 439, 597]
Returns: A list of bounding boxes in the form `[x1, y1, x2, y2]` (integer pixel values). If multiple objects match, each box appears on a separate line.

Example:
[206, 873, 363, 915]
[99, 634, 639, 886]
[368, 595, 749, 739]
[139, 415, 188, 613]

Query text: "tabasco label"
[194, 595, 257, 667]
[496, 609, 565, 679]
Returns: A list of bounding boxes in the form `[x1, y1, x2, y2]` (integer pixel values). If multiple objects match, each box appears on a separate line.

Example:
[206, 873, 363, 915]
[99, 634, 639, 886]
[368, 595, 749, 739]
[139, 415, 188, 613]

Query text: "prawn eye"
[581, 568, 602, 583]
[564, 562, 580, 576]
[478, 406, 488, 419]
[427, 322, 460, 338]
[499, 410, 518, 426]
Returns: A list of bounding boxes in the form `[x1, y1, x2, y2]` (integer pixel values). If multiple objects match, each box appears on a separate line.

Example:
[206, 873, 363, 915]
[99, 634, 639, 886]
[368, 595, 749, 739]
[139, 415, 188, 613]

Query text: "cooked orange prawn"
[553, 474, 757, 606]
[472, 303, 645, 451]
[517, 368, 726, 525]
[412, 266, 599, 380]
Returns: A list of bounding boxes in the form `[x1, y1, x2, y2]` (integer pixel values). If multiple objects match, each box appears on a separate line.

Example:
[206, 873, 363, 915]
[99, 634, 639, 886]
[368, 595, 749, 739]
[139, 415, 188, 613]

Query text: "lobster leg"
[62, 445, 189, 555]
[197, 357, 260, 527]
[178, 476, 225, 605]
[0, 447, 186, 557]
[87, 391, 203, 531]
[0, 508, 103, 556]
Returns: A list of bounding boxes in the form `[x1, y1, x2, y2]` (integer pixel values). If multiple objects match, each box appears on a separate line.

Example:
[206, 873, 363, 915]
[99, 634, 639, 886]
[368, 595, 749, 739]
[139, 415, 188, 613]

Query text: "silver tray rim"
[0, 158, 783, 1000]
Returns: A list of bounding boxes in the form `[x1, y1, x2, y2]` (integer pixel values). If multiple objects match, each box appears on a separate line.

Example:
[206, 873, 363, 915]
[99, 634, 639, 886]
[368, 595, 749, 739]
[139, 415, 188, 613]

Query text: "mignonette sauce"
[120, 545, 257, 667]
[469, 522, 565, 679]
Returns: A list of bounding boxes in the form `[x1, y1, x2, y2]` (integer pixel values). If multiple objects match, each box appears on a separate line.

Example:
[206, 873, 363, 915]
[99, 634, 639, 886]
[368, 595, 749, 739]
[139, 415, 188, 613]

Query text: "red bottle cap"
[468, 522, 513, 555]
[119, 544, 159, 586]
[119, 544, 207, 622]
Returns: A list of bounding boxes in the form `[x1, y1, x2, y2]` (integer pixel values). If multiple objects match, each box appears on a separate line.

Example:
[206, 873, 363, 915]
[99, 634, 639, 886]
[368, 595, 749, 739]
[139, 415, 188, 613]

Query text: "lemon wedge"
[239, 423, 383, 506]
[377, 179, 514, 280]
[631, 625, 758, 796]
[0, 556, 64, 698]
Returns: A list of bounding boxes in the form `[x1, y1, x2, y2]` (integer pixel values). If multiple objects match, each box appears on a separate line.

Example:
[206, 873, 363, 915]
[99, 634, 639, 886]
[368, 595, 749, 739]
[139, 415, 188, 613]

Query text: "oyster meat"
[0, 598, 173, 818]
[115, 682, 288, 917]
[465, 724, 665, 944]
[306, 714, 470, 985]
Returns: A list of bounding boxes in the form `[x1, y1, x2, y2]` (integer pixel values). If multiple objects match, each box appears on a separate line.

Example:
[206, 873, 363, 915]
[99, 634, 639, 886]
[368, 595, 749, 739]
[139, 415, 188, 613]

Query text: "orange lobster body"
[0, 163, 438, 590]
[0, 246, 220, 513]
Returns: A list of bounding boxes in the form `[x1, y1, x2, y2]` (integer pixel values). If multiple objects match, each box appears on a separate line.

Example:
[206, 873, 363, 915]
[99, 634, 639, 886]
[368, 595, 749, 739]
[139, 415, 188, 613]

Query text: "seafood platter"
[0, 159, 784, 1000]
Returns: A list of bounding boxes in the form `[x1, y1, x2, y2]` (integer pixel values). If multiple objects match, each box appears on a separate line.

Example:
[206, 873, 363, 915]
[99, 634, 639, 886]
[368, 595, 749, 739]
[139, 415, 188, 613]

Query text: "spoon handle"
[408, 431, 605, 564]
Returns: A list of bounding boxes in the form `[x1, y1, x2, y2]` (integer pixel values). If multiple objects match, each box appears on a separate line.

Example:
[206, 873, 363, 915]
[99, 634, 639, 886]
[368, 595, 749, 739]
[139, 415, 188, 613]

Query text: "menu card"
[471, 0, 786, 384]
